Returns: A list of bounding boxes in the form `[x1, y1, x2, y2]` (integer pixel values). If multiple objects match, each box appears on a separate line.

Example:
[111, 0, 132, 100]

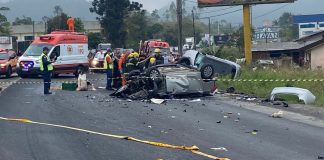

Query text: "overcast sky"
[136, 0, 173, 12]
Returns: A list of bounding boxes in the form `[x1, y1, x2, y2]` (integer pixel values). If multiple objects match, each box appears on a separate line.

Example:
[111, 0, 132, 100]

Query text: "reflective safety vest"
[104, 54, 113, 69]
[39, 53, 53, 71]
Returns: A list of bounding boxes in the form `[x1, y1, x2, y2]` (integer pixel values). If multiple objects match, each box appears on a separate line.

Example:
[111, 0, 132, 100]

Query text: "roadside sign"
[198, 0, 295, 7]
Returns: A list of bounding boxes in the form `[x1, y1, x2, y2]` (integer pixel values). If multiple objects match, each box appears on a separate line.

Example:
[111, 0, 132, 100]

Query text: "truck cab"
[17, 31, 89, 78]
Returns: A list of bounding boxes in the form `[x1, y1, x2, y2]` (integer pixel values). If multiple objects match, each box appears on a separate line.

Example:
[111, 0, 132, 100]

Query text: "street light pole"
[192, 10, 196, 50]
[176, 0, 183, 55]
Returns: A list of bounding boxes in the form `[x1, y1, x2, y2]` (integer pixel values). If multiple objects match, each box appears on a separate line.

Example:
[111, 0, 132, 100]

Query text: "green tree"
[90, 0, 142, 48]
[0, 7, 10, 35]
[88, 32, 104, 49]
[74, 18, 85, 32]
[147, 23, 164, 39]
[124, 10, 148, 49]
[168, 2, 177, 21]
[12, 16, 33, 25]
[276, 12, 298, 41]
[151, 9, 160, 23]
[46, 6, 85, 33]
[47, 12, 68, 33]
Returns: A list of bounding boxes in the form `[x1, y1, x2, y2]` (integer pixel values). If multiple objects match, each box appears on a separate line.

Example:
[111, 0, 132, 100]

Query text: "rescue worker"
[118, 50, 130, 86]
[39, 47, 54, 95]
[148, 48, 164, 67]
[104, 48, 114, 90]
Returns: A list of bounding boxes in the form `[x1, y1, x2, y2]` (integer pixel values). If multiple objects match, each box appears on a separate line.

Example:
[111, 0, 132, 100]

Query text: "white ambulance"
[17, 31, 89, 77]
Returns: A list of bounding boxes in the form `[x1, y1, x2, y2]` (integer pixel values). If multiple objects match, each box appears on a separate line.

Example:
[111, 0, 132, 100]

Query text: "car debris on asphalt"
[271, 111, 284, 118]
[211, 147, 228, 152]
[270, 87, 316, 105]
[150, 98, 165, 104]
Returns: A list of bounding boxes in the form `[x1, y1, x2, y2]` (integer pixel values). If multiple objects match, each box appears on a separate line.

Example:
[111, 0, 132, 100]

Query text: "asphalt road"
[0, 73, 324, 160]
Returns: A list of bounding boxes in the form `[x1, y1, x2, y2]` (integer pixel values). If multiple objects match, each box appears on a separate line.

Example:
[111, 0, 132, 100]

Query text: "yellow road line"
[0, 117, 230, 160]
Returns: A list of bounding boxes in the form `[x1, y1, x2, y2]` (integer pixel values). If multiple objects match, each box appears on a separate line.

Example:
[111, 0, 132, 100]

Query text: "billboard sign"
[198, 0, 295, 7]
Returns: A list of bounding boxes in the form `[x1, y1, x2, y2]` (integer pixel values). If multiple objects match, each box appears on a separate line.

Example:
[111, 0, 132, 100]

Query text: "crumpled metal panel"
[270, 87, 316, 105]
[165, 71, 214, 95]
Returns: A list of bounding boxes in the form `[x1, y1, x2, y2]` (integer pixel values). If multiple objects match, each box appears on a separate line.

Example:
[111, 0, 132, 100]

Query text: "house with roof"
[293, 14, 324, 38]
[252, 30, 324, 69]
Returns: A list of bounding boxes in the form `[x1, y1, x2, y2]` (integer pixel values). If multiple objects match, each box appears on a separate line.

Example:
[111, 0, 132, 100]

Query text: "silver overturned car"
[179, 50, 241, 79]
[111, 63, 217, 99]
[111, 51, 240, 99]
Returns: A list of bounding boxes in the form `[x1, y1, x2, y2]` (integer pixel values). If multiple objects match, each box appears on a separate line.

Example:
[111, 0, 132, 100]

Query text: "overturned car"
[111, 63, 217, 100]
[111, 50, 241, 100]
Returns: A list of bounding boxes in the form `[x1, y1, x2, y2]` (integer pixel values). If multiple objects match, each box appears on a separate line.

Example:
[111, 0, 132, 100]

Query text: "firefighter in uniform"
[104, 49, 114, 90]
[39, 47, 54, 95]
[149, 48, 164, 67]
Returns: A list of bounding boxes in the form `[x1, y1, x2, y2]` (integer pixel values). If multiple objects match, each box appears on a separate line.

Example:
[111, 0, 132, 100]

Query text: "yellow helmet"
[133, 52, 140, 58]
[154, 48, 161, 53]
[150, 57, 156, 64]
[128, 53, 134, 58]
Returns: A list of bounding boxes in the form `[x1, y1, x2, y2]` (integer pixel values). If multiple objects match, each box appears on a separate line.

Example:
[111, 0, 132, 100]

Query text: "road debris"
[151, 98, 165, 104]
[318, 155, 324, 159]
[271, 111, 284, 118]
[270, 87, 316, 105]
[211, 147, 228, 152]
[216, 121, 222, 124]
[190, 99, 201, 102]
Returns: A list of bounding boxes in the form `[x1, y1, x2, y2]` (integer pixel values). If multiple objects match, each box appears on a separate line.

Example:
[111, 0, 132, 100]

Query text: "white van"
[17, 31, 89, 78]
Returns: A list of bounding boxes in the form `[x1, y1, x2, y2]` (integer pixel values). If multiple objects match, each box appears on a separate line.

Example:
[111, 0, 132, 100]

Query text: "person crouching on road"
[104, 49, 114, 90]
[39, 47, 55, 95]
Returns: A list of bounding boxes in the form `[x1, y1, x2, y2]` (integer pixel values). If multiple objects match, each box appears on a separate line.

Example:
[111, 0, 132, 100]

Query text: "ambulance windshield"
[24, 44, 54, 56]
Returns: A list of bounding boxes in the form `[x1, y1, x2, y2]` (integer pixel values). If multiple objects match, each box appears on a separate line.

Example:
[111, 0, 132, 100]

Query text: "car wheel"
[18, 73, 27, 78]
[200, 64, 214, 80]
[147, 68, 161, 80]
[6, 66, 12, 78]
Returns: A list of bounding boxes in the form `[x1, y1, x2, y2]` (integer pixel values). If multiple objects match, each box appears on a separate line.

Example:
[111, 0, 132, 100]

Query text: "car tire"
[200, 64, 214, 80]
[18, 73, 27, 78]
[6, 66, 12, 78]
[146, 68, 161, 80]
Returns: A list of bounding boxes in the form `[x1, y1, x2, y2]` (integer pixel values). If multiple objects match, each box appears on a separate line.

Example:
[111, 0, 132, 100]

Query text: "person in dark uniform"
[39, 47, 55, 95]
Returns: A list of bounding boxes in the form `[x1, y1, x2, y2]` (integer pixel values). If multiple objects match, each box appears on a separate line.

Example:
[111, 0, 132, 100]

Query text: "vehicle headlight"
[0, 64, 6, 68]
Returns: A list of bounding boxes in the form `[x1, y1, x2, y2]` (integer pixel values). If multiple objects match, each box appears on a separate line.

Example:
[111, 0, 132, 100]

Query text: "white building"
[293, 14, 324, 38]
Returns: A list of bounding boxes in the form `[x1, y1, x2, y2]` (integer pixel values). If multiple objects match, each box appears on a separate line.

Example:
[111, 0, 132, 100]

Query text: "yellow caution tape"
[0, 116, 230, 160]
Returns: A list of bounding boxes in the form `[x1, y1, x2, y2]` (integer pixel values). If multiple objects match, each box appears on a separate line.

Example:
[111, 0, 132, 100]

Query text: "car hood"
[0, 59, 8, 64]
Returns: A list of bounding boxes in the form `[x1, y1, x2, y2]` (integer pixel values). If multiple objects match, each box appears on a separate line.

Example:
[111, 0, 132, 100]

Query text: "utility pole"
[192, 10, 196, 50]
[176, 0, 183, 54]
[208, 17, 211, 46]
[243, 4, 252, 65]
[32, 21, 35, 40]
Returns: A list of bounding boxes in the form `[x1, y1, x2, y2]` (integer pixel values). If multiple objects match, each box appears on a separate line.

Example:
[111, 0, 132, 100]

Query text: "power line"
[198, 6, 238, 14]
[200, 8, 243, 19]
[253, 3, 290, 20]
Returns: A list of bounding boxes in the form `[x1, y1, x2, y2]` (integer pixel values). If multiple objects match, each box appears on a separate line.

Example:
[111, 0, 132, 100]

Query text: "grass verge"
[217, 67, 324, 106]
